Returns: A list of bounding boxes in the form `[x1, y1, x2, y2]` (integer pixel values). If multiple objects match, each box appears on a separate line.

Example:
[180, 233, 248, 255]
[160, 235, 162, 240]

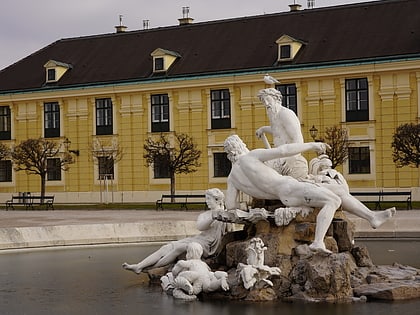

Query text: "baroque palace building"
[0, 0, 419, 203]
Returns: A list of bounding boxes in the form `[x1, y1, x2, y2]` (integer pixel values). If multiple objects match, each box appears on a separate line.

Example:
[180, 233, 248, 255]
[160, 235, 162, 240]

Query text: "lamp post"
[309, 125, 318, 141]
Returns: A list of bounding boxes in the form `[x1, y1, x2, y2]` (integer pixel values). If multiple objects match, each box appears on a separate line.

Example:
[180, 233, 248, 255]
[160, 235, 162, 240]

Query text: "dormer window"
[44, 60, 72, 83]
[154, 57, 164, 71]
[151, 48, 181, 73]
[275, 35, 305, 62]
[47, 68, 56, 81]
[280, 45, 291, 59]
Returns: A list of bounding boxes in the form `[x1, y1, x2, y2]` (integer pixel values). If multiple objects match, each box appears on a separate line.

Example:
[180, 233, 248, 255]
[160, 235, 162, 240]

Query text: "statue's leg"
[122, 243, 187, 273]
[340, 195, 396, 229]
[303, 186, 341, 254]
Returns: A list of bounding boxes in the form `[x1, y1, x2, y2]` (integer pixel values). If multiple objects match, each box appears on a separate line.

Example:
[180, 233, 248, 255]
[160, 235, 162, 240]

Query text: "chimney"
[178, 6, 194, 25]
[307, 0, 315, 9]
[143, 19, 150, 30]
[115, 14, 127, 33]
[289, 2, 302, 11]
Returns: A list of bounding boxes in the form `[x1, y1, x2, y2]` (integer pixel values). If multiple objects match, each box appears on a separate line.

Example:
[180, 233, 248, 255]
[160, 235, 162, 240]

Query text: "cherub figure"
[161, 242, 229, 300]
[238, 237, 281, 289]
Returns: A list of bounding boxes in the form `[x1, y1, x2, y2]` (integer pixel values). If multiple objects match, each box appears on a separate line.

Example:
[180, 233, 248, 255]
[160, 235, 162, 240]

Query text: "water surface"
[0, 241, 419, 315]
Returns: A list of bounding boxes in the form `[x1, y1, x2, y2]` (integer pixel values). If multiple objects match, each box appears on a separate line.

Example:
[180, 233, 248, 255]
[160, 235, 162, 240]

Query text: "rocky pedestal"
[147, 208, 420, 303]
[217, 208, 420, 302]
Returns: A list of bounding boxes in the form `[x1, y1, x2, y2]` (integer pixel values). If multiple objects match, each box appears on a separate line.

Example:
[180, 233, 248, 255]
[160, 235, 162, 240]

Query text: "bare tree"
[89, 138, 124, 177]
[324, 125, 349, 169]
[144, 132, 201, 198]
[11, 138, 75, 198]
[89, 138, 123, 203]
[391, 123, 420, 168]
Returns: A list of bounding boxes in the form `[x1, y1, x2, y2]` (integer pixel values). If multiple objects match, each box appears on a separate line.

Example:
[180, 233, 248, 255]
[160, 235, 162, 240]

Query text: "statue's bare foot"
[309, 242, 332, 255]
[122, 262, 142, 274]
[221, 278, 230, 291]
[370, 207, 396, 229]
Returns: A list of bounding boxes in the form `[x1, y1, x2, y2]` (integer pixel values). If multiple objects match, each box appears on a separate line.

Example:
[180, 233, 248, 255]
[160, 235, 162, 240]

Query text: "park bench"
[5, 195, 55, 210]
[350, 190, 412, 210]
[156, 194, 207, 210]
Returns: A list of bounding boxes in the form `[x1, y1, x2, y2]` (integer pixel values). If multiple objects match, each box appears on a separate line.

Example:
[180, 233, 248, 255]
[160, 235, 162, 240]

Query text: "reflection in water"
[0, 241, 419, 315]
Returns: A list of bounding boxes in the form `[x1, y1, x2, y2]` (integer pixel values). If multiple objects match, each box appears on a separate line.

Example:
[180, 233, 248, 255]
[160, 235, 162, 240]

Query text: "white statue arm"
[256, 126, 272, 138]
[225, 179, 240, 210]
[196, 210, 215, 231]
[249, 142, 329, 163]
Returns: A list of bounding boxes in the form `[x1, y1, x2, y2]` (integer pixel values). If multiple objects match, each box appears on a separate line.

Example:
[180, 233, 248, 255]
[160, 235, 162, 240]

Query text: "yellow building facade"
[1, 59, 419, 203]
[0, 1, 419, 203]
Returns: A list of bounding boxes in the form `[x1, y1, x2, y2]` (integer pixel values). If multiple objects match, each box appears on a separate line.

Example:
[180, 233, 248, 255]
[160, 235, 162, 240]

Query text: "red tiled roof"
[1, 0, 419, 93]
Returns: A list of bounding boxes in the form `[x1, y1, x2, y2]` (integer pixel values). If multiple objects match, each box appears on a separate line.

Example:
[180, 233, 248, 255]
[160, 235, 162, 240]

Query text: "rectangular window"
[153, 155, 170, 179]
[0, 160, 12, 182]
[280, 45, 291, 59]
[276, 84, 297, 115]
[96, 98, 113, 135]
[345, 78, 369, 122]
[98, 156, 114, 180]
[213, 152, 231, 177]
[154, 57, 164, 71]
[0, 106, 11, 140]
[151, 94, 169, 132]
[47, 158, 61, 181]
[348, 147, 371, 174]
[211, 89, 231, 129]
[47, 68, 56, 81]
[44, 102, 60, 138]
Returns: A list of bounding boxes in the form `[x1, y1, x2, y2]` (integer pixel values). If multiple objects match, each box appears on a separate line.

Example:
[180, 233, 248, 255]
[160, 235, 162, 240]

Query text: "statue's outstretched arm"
[250, 142, 328, 162]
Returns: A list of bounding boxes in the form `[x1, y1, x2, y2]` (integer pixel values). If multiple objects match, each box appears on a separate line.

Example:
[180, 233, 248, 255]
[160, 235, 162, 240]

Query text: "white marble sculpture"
[237, 237, 281, 289]
[160, 242, 229, 300]
[308, 154, 396, 229]
[224, 134, 341, 254]
[253, 88, 395, 232]
[123, 188, 232, 274]
[256, 88, 308, 180]
[273, 206, 313, 226]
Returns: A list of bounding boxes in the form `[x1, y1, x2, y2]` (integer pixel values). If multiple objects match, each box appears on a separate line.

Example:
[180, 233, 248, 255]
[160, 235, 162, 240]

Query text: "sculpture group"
[123, 87, 404, 302]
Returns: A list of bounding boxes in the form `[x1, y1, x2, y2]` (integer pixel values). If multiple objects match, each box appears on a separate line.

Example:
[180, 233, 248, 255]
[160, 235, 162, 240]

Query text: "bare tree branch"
[392, 123, 420, 168]
[11, 138, 75, 197]
[144, 132, 201, 196]
[324, 125, 349, 169]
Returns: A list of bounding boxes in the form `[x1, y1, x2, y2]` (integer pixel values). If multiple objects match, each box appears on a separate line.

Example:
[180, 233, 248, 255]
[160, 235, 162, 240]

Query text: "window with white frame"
[348, 147, 371, 174]
[47, 158, 61, 181]
[44, 102, 60, 138]
[153, 155, 170, 178]
[98, 156, 114, 180]
[151, 94, 169, 132]
[211, 89, 231, 129]
[213, 152, 231, 177]
[96, 98, 113, 135]
[0, 160, 12, 182]
[276, 84, 297, 115]
[0, 106, 11, 140]
[345, 78, 369, 122]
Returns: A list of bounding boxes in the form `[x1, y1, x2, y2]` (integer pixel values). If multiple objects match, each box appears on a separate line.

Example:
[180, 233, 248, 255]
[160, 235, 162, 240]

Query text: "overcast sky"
[0, 0, 377, 70]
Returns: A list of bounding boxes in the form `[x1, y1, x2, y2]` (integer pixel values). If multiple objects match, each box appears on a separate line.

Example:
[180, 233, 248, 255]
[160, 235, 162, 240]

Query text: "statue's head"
[224, 135, 249, 163]
[257, 88, 283, 112]
[205, 188, 225, 209]
[186, 242, 204, 260]
[309, 154, 332, 175]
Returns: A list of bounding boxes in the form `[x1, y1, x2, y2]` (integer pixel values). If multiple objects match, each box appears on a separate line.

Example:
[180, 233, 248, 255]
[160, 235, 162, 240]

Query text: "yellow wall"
[0, 60, 419, 202]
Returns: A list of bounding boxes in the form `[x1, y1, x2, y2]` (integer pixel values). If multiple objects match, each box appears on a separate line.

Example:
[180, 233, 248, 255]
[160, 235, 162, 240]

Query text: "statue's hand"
[255, 127, 264, 139]
[313, 142, 331, 155]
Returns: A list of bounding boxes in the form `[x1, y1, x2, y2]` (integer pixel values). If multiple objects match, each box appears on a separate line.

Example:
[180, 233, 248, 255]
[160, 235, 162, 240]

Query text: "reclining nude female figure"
[122, 188, 231, 274]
